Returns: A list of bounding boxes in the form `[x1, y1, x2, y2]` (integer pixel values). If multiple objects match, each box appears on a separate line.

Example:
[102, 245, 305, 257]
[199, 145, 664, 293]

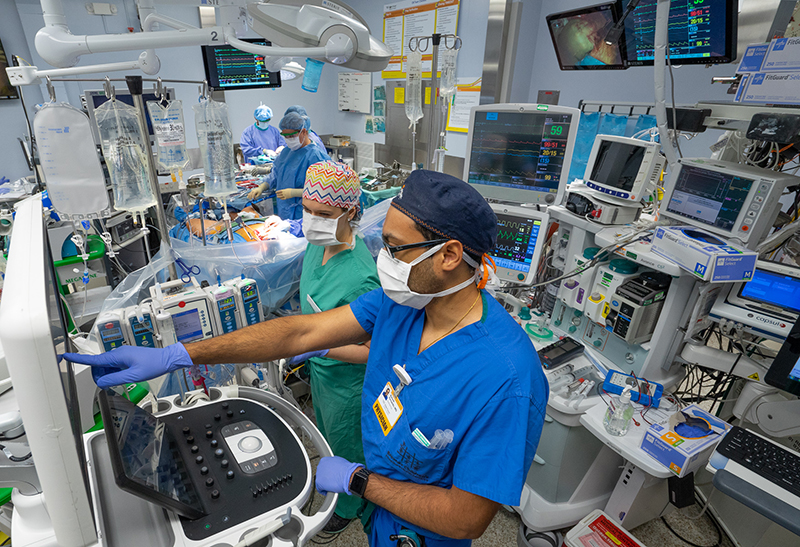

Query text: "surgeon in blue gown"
[239, 104, 285, 163]
[246, 111, 329, 220]
[284, 105, 328, 155]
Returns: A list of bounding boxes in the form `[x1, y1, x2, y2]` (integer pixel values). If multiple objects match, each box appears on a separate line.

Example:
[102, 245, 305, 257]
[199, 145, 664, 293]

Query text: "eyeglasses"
[382, 239, 448, 259]
[281, 129, 301, 137]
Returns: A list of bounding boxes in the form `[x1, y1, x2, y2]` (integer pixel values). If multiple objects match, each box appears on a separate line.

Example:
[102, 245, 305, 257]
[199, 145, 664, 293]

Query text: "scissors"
[175, 258, 200, 284]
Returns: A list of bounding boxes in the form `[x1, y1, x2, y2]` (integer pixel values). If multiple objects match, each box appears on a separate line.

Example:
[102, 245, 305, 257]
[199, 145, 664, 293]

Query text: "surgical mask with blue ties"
[255, 119, 270, 130]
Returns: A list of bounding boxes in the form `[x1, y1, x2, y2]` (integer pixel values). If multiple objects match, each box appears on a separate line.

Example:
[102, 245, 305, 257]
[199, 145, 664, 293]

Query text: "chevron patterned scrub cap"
[303, 161, 362, 219]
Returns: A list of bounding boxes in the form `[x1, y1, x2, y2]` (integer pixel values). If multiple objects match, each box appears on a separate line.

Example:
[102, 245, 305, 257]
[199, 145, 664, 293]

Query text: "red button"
[105, 323, 114, 329]
[742, 226, 749, 231]
[179, 301, 186, 308]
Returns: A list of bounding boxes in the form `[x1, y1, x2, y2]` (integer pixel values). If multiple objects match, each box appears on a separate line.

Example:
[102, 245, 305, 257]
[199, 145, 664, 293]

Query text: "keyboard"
[715, 426, 800, 498]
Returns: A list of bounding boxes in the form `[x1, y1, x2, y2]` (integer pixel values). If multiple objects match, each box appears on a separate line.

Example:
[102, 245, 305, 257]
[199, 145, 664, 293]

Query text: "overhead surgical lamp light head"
[246, 1, 393, 72]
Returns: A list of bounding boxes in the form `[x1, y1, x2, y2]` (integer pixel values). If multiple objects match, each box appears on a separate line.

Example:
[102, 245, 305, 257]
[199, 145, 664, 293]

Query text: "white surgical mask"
[285, 136, 303, 150]
[255, 120, 270, 130]
[303, 211, 351, 247]
[377, 243, 477, 309]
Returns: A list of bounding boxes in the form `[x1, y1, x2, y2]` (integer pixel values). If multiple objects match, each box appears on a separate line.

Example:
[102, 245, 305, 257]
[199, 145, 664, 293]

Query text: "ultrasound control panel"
[101, 393, 310, 541]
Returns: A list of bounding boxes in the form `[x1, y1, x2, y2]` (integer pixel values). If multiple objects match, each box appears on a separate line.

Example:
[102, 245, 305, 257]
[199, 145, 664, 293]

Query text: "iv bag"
[193, 98, 237, 199]
[147, 100, 190, 171]
[94, 100, 157, 214]
[439, 47, 459, 99]
[33, 102, 112, 220]
[405, 49, 423, 128]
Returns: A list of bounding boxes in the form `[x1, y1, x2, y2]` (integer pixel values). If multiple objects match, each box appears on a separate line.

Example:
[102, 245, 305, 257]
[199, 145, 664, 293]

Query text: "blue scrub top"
[240, 123, 285, 163]
[265, 144, 329, 220]
[350, 289, 548, 546]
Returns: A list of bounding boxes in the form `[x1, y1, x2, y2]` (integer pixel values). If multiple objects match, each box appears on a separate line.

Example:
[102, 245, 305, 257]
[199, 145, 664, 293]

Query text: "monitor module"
[622, 0, 738, 66]
[726, 260, 800, 321]
[201, 38, 281, 91]
[546, 1, 626, 71]
[464, 104, 579, 205]
[766, 317, 800, 396]
[583, 134, 666, 202]
[488, 204, 549, 285]
[661, 158, 796, 249]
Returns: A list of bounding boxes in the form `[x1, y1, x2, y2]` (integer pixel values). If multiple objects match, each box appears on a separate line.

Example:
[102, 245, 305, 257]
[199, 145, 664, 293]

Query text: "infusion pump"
[95, 276, 264, 352]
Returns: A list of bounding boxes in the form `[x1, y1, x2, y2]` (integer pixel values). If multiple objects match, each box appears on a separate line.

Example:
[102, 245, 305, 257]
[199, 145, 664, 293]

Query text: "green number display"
[550, 125, 563, 135]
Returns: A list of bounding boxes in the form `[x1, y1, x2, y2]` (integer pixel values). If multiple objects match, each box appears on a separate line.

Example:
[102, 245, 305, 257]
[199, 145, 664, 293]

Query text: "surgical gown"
[265, 144, 329, 219]
[240, 124, 285, 163]
[299, 236, 380, 519]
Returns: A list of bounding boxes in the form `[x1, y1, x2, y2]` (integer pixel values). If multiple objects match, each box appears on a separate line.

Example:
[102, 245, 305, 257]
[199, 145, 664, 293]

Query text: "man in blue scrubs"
[65, 171, 548, 546]
[240, 104, 285, 163]
[284, 105, 329, 155]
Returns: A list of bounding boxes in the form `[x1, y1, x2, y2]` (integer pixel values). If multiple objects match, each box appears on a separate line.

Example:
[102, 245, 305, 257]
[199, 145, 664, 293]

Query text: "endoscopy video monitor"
[546, 2, 626, 70]
[201, 38, 282, 91]
[488, 204, 549, 286]
[622, 0, 738, 66]
[464, 104, 580, 205]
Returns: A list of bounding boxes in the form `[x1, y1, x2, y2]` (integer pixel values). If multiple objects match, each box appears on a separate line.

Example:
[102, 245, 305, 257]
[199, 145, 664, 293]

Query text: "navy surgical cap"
[392, 170, 498, 258]
[279, 111, 307, 131]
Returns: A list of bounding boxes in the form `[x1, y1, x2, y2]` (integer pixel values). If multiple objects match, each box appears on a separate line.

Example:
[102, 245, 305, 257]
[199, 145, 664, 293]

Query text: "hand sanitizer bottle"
[603, 385, 634, 436]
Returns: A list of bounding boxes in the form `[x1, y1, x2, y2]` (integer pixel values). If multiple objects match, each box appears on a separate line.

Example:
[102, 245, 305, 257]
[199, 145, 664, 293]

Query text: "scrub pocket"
[379, 412, 453, 486]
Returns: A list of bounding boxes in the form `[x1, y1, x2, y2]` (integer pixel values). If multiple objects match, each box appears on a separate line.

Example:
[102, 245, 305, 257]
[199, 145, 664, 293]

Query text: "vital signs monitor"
[661, 158, 796, 249]
[583, 135, 666, 202]
[488, 204, 549, 285]
[464, 104, 579, 205]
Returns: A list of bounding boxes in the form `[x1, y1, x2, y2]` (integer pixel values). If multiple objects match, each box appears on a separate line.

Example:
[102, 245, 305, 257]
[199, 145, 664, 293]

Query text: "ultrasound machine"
[0, 196, 336, 547]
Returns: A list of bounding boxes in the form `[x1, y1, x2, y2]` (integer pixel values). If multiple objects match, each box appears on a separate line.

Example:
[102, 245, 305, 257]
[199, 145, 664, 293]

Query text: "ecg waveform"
[627, 0, 724, 61]
[491, 218, 541, 268]
[467, 111, 571, 191]
[213, 47, 276, 88]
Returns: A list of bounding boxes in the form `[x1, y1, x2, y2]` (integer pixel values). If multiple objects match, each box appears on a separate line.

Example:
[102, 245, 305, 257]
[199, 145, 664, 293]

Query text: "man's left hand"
[276, 188, 303, 200]
[315, 456, 362, 496]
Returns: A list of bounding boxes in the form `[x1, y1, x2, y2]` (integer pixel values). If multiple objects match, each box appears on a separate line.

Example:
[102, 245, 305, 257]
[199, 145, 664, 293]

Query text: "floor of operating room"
[298, 414, 734, 547]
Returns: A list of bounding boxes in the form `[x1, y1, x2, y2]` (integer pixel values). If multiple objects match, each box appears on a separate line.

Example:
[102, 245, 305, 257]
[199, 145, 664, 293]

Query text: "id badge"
[373, 382, 403, 436]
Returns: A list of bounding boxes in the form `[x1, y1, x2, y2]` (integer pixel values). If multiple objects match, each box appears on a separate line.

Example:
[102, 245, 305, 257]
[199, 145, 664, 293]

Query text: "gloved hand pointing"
[315, 456, 362, 496]
[63, 344, 193, 388]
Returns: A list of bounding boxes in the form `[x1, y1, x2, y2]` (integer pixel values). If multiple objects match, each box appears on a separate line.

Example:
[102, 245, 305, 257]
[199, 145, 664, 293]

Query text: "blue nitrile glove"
[63, 344, 193, 388]
[315, 456, 362, 496]
[287, 349, 329, 366]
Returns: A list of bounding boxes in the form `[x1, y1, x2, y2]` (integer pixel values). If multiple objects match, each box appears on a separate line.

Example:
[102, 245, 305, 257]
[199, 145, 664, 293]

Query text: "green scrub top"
[298, 235, 380, 519]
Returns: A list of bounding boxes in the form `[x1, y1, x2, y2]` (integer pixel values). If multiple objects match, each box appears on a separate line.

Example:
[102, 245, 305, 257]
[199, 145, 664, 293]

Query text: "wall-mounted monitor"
[583, 134, 666, 202]
[464, 104, 580, 205]
[488, 204, 549, 286]
[201, 38, 281, 91]
[546, 2, 626, 70]
[622, 0, 738, 66]
[0, 38, 19, 100]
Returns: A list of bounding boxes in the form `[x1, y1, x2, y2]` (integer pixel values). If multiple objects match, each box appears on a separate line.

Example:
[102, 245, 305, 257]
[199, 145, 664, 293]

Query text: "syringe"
[548, 365, 594, 392]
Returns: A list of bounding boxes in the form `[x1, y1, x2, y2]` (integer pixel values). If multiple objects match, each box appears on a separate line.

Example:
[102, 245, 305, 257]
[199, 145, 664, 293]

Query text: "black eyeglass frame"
[382, 239, 449, 259]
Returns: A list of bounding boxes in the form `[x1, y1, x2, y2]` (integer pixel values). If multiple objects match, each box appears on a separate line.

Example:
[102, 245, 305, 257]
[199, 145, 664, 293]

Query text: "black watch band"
[349, 467, 372, 498]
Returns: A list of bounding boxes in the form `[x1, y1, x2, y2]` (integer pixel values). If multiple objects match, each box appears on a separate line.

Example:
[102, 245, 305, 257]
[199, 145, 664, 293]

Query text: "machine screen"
[546, 2, 624, 70]
[490, 213, 543, 273]
[588, 140, 646, 191]
[666, 164, 754, 233]
[173, 309, 204, 343]
[201, 39, 281, 91]
[623, 0, 736, 65]
[243, 287, 257, 300]
[739, 269, 800, 314]
[467, 111, 573, 195]
[219, 296, 235, 311]
[100, 391, 205, 518]
[100, 327, 123, 340]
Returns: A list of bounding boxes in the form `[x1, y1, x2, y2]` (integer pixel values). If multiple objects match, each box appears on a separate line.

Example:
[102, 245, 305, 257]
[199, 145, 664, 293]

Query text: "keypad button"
[206, 478, 215, 487]
[191, 445, 199, 454]
[200, 466, 209, 475]
[196, 456, 204, 464]
[211, 490, 220, 500]
[221, 459, 229, 468]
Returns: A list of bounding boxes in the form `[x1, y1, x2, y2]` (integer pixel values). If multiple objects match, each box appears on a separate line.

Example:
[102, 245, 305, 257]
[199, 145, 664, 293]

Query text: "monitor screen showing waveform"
[467, 111, 573, 195]
[623, 0, 737, 65]
[490, 214, 543, 273]
[201, 39, 281, 91]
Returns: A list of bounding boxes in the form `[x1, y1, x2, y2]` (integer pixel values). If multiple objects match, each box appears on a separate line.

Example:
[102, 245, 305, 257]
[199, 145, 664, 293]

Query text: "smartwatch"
[349, 466, 372, 498]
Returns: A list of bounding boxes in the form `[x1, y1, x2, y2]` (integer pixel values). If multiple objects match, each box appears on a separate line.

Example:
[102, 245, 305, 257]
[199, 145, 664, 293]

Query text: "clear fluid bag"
[147, 99, 190, 172]
[439, 47, 459, 99]
[405, 49, 423, 128]
[94, 100, 157, 214]
[33, 102, 112, 220]
[193, 98, 237, 199]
